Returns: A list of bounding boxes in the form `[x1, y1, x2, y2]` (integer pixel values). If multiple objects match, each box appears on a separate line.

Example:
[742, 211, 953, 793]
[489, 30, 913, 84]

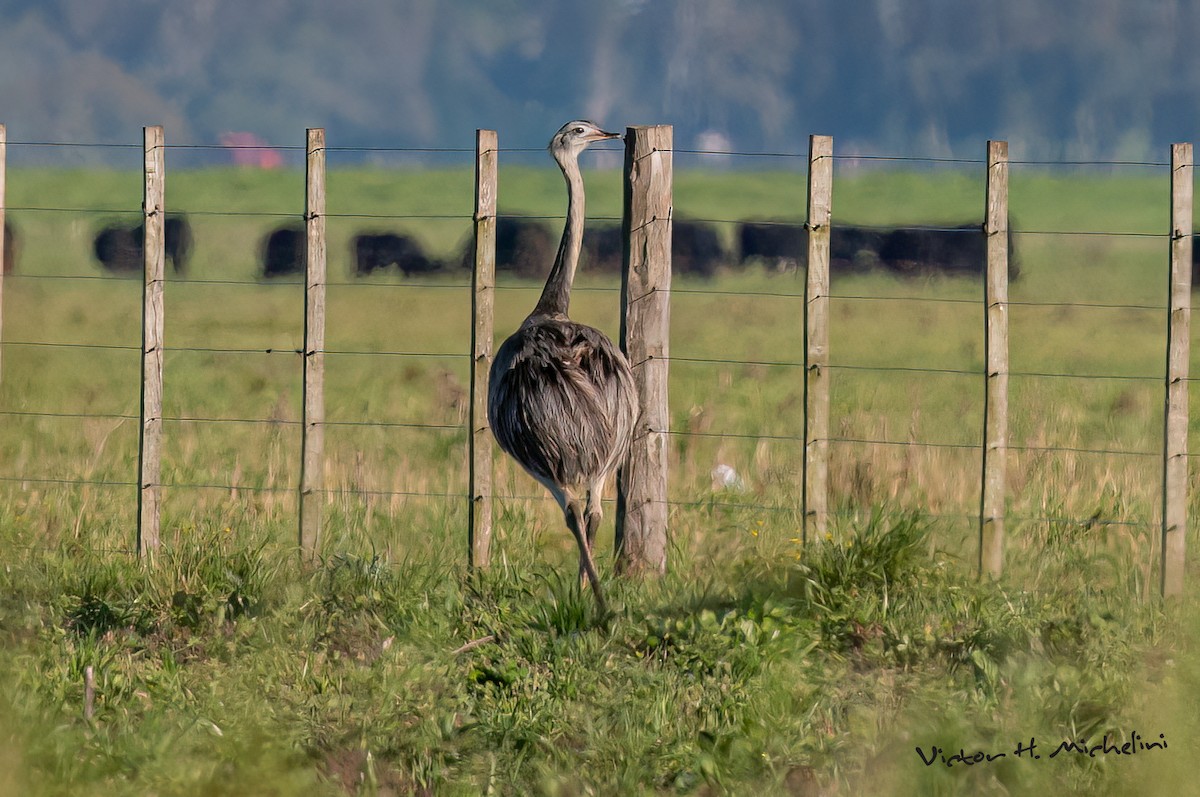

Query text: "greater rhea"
[487, 121, 637, 614]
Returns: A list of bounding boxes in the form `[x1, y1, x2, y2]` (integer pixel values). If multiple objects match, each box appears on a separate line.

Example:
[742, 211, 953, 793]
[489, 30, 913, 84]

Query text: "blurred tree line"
[0, 0, 1196, 163]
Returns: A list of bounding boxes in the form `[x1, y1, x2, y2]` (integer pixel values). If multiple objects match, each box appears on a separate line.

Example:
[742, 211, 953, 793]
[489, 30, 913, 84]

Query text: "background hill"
[0, 0, 1198, 161]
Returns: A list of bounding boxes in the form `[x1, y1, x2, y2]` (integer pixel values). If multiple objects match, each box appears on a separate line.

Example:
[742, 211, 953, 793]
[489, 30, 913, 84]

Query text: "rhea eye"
[574, 127, 585, 134]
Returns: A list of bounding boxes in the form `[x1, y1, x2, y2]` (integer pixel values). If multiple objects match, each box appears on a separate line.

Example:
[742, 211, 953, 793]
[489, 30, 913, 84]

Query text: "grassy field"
[1, 159, 1198, 794]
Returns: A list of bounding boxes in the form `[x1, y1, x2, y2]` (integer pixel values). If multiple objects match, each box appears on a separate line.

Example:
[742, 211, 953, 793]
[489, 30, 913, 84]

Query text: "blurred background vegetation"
[0, 0, 1197, 162]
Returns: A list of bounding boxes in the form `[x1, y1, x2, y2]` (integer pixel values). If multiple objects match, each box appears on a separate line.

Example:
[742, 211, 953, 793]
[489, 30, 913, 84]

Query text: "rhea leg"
[565, 499, 608, 616]
[580, 484, 604, 582]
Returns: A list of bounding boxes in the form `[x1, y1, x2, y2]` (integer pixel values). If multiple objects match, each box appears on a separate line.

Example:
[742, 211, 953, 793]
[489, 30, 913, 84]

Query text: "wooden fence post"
[616, 124, 672, 576]
[0, 124, 6, 386]
[469, 129, 497, 568]
[802, 134, 832, 543]
[980, 140, 1010, 579]
[299, 128, 327, 561]
[1162, 142, 1192, 598]
[83, 666, 95, 722]
[136, 125, 165, 557]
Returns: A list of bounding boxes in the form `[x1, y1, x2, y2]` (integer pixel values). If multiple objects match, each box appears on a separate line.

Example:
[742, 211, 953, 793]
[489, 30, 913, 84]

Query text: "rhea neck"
[530, 148, 586, 320]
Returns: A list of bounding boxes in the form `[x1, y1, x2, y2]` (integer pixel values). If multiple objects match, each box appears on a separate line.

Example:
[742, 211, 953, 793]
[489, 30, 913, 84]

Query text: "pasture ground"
[0, 161, 1198, 794]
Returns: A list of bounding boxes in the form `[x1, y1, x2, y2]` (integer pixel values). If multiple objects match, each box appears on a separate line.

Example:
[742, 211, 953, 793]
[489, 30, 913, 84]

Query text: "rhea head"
[548, 120, 621, 168]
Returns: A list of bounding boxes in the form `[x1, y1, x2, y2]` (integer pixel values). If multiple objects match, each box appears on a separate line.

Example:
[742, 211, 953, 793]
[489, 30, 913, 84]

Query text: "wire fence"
[0, 132, 1189, 576]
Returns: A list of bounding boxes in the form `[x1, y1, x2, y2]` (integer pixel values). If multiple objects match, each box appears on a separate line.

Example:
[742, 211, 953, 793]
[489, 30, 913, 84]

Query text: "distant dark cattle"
[93, 226, 139, 273]
[462, 218, 726, 278]
[738, 221, 803, 271]
[581, 221, 727, 277]
[738, 220, 1018, 280]
[494, 217, 556, 277]
[260, 225, 305, 278]
[459, 217, 557, 277]
[352, 232, 440, 276]
[582, 224, 623, 273]
[159, 216, 195, 274]
[738, 221, 886, 273]
[831, 226, 889, 272]
[92, 214, 193, 274]
[672, 220, 726, 277]
[878, 224, 980, 275]
[879, 223, 1020, 280]
[3, 220, 17, 275]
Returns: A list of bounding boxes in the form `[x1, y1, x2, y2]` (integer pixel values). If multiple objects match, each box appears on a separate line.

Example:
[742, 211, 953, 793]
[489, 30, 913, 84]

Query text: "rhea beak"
[594, 129, 622, 142]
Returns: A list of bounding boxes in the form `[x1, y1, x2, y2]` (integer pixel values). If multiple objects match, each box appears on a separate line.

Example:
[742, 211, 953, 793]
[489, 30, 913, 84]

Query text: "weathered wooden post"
[1161, 142, 1192, 598]
[616, 124, 672, 575]
[469, 129, 497, 568]
[136, 125, 165, 557]
[0, 124, 6, 386]
[802, 134, 832, 543]
[299, 128, 327, 561]
[980, 140, 1010, 579]
[83, 666, 95, 722]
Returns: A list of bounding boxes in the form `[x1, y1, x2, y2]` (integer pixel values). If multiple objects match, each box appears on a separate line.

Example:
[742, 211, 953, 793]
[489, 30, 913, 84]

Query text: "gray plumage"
[488, 120, 637, 615]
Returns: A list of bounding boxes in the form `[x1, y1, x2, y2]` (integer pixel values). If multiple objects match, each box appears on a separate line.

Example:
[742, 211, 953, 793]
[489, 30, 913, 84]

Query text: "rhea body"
[487, 121, 638, 614]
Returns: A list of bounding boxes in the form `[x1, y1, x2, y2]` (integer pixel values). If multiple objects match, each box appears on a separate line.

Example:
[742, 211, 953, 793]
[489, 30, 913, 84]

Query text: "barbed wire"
[0, 472, 1157, 538]
[6, 141, 143, 150]
[828, 436, 1158, 458]
[8, 544, 137, 556]
[0, 407, 462, 432]
[0, 406, 1159, 461]
[0, 409, 138, 421]
[7, 271, 1173, 316]
[0, 474, 135, 488]
[322, 348, 468, 359]
[0, 420, 1167, 488]
[163, 415, 298, 426]
[4, 138, 1174, 168]
[0, 269, 1177, 315]
[666, 355, 1162, 384]
[1, 340, 140, 352]
[827, 436, 976, 450]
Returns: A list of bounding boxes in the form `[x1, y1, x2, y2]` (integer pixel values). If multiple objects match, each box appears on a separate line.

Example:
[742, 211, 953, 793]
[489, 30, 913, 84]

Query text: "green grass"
[1, 163, 1198, 794]
[1, 513, 1193, 796]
